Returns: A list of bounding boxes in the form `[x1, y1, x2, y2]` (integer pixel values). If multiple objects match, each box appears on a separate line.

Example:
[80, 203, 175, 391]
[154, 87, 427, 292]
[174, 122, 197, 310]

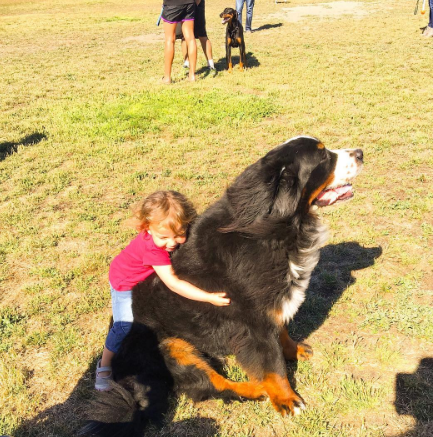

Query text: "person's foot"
[183, 60, 190, 68]
[423, 26, 433, 37]
[162, 76, 171, 84]
[95, 359, 113, 391]
[188, 74, 196, 82]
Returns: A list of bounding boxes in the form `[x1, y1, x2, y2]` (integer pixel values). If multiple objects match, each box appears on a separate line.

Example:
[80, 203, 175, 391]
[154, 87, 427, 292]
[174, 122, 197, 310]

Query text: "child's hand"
[208, 292, 231, 306]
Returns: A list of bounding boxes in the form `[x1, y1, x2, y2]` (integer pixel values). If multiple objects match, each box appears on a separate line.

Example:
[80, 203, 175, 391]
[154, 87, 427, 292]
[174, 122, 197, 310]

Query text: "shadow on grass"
[0, 132, 47, 161]
[289, 241, 382, 341]
[215, 51, 260, 71]
[285, 242, 382, 392]
[10, 355, 220, 437]
[253, 23, 283, 32]
[392, 357, 433, 437]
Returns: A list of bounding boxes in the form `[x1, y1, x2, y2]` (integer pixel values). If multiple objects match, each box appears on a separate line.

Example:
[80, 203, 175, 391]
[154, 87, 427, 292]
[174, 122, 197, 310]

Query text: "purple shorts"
[161, 3, 195, 24]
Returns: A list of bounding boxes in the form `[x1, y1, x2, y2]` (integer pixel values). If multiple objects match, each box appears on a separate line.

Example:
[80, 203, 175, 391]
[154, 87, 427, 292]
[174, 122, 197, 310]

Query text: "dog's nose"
[355, 149, 363, 163]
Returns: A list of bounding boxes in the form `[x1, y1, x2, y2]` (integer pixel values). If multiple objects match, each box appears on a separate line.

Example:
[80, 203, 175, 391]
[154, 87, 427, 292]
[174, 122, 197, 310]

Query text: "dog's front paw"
[297, 342, 313, 361]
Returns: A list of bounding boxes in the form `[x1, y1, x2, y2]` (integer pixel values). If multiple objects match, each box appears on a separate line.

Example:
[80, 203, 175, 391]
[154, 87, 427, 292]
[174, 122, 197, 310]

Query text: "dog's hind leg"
[279, 328, 313, 361]
[161, 338, 266, 402]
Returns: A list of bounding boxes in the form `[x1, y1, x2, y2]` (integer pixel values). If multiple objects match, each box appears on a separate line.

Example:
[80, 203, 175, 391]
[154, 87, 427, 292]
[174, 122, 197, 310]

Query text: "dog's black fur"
[220, 7, 247, 72]
[82, 137, 363, 437]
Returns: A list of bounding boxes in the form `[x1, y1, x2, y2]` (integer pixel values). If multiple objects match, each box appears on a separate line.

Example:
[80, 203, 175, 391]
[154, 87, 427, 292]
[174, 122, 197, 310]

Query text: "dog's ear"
[234, 11, 238, 21]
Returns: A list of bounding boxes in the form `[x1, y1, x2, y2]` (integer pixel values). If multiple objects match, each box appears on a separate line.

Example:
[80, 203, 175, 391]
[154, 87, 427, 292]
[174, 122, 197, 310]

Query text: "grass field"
[1, 0, 433, 436]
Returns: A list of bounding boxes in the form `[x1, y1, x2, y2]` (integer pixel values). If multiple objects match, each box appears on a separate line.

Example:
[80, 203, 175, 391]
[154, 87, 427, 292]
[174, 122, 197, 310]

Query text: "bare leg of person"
[181, 20, 197, 81]
[163, 21, 177, 83]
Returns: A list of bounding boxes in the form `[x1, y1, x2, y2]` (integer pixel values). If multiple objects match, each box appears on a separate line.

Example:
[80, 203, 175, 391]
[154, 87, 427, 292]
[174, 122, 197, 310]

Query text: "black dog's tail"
[79, 323, 174, 437]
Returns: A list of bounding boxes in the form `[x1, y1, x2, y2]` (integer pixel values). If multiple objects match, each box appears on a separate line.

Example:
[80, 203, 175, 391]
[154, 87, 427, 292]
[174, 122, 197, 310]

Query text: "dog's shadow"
[215, 52, 260, 71]
[286, 242, 382, 389]
[9, 357, 220, 437]
[0, 132, 46, 161]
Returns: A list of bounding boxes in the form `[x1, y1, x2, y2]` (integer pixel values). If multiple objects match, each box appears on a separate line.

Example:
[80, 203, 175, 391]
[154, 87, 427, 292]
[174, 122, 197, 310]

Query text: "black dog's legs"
[226, 39, 232, 72]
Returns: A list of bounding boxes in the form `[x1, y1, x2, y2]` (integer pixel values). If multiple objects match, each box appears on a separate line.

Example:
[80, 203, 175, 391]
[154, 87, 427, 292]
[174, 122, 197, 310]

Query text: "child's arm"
[153, 265, 230, 306]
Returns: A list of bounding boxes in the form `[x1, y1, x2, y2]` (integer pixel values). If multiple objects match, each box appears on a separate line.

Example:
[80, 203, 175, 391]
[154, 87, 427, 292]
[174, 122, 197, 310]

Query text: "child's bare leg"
[163, 21, 177, 83]
[181, 20, 196, 81]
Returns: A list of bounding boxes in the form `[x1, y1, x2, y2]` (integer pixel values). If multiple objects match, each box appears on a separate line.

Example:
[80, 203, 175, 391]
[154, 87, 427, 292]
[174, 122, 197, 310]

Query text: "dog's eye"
[320, 151, 328, 163]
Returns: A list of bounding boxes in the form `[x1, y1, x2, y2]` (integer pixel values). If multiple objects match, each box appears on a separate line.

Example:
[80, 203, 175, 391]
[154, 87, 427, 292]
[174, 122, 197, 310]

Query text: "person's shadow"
[0, 132, 46, 161]
[392, 358, 433, 436]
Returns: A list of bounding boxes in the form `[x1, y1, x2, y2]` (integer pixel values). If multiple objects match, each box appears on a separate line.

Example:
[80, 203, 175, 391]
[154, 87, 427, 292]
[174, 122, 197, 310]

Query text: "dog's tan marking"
[164, 338, 266, 399]
[279, 329, 313, 361]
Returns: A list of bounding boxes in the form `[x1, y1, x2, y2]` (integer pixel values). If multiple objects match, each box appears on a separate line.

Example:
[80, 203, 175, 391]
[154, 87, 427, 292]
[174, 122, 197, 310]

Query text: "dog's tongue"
[221, 17, 230, 24]
[315, 185, 353, 207]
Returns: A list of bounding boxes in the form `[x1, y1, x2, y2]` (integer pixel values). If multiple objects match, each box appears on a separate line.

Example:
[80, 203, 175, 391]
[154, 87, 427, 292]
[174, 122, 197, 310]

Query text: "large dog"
[82, 136, 363, 436]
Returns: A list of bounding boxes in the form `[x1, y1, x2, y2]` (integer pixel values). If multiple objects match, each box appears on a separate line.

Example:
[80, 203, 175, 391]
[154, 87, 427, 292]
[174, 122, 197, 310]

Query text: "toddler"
[95, 190, 230, 391]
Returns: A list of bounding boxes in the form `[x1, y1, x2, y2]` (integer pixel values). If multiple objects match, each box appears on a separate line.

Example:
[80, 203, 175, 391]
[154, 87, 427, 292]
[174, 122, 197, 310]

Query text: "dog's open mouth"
[221, 15, 231, 24]
[314, 184, 354, 207]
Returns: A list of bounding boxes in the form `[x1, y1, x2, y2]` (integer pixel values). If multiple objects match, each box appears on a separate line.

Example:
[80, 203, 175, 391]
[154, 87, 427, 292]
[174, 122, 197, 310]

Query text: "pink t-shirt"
[109, 232, 171, 291]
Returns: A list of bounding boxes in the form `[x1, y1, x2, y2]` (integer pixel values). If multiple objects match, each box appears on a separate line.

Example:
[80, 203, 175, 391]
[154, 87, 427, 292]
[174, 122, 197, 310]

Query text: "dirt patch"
[267, 1, 373, 23]
[122, 33, 164, 44]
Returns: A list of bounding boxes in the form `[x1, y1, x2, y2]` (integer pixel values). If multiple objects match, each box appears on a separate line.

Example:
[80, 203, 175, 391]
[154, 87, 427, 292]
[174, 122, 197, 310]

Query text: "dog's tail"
[79, 323, 173, 437]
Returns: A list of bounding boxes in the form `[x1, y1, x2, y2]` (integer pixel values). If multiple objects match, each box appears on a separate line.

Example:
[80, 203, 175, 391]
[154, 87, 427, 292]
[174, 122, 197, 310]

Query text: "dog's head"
[220, 8, 238, 25]
[222, 136, 363, 233]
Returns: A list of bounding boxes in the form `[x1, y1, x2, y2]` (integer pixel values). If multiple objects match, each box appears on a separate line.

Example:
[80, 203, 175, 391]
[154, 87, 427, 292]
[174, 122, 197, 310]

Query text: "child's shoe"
[95, 359, 113, 391]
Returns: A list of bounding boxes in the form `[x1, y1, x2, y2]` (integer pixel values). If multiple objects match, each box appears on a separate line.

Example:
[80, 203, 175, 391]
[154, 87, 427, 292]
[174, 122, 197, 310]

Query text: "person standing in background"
[423, 0, 433, 36]
[236, 0, 255, 33]
[161, 0, 197, 83]
[182, 0, 215, 70]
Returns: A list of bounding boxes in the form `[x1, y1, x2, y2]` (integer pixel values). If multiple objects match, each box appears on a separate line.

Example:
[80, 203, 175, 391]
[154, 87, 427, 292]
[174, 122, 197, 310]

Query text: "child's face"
[148, 222, 187, 252]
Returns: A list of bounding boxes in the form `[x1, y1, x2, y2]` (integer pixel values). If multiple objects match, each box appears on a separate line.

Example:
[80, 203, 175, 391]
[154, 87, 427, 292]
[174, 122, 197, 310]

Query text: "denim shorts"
[105, 284, 133, 353]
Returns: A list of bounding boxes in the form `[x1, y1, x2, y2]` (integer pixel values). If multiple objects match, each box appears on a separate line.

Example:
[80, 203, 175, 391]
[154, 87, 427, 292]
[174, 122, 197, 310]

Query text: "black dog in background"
[220, 7, 247, 72]
[81, 137, 364, 437]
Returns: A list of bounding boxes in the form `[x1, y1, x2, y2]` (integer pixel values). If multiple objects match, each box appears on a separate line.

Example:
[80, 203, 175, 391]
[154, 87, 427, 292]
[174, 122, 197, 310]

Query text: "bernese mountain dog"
[81, 136, 363, 436]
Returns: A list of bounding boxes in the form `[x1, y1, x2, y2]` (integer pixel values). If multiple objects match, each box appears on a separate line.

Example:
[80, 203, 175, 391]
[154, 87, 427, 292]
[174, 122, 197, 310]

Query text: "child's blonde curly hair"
[134, 191, 197, 234]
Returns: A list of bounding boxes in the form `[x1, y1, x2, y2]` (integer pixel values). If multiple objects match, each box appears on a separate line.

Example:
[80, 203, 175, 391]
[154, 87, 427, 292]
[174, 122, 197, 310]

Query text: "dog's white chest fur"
[280, 221, 328, 324]
[281, 287, 306, 323]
